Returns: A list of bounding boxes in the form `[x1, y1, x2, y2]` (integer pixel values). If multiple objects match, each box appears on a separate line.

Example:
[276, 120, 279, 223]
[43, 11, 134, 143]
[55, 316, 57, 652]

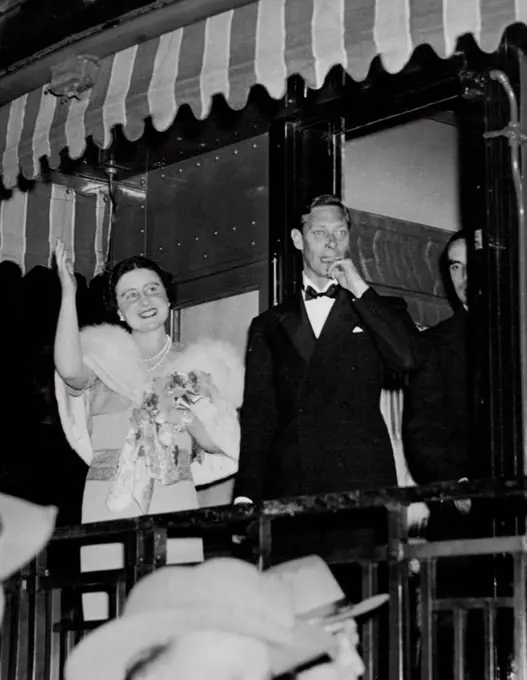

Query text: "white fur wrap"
[55, 324, 245, 493]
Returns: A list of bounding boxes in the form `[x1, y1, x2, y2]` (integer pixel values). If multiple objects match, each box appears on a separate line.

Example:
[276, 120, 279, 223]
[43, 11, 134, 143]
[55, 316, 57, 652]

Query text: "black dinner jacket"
[403, 308, 470, 484]
[234, 286, 420, 503]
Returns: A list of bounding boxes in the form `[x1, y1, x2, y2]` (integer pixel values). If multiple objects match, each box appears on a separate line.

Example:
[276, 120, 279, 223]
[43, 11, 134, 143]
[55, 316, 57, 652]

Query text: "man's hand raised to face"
[327, 258, 369, 299]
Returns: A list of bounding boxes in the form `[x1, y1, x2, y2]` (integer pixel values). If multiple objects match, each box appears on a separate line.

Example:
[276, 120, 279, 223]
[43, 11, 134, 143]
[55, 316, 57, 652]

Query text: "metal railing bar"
[420, 559, 434, 680]
[453, 609, 467, 680]
[513, 552, 527, 680]
[408, 535, 527, 559]
[38, 569, 132, 590]
[361, 562, 378, 680]
[386, 508, 409, 680]
[115, 577, 127, 617]
[434, 597, 514, 611]
[153, 529, 168, 569]
[31, 588, 49, 680]
[48, 589, 61, 680]
[1, 589, 14, 679]
[260, 478, 527, 518]
[13, 572, 31, 680]
[483, 604, 496, 680]
[45, 478, 527, 547]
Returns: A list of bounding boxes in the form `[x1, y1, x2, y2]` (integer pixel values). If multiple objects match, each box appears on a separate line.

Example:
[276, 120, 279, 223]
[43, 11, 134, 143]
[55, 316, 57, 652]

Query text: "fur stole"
[55, 325, 244, 490]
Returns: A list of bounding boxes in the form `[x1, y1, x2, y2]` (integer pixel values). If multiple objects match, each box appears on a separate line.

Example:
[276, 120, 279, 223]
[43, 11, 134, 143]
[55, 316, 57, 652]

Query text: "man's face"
[291, 206, 351, 285]
[447, 238, 467, 306]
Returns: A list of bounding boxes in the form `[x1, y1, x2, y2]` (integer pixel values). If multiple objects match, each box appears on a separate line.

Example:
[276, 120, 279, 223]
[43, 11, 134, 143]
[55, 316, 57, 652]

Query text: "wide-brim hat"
[0, 493, 57, 581]
[265, 555, 389, 628]
[65, 557, 338, 680]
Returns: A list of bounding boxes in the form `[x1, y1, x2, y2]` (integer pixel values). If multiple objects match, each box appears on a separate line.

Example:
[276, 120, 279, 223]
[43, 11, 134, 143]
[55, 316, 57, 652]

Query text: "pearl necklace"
[143, 335, 171, 372]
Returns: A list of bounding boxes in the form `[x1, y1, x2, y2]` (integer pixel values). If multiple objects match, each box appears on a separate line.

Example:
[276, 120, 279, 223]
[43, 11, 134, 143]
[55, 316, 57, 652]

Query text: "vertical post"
[361, 561, 379, 680]
[519, 50, 527, 478]
[386, 506, 410, 680]
[268, 118, 300, 304]
[513, 551, 527, 680]
[460, 41, 527, 680]
[257, 512, 272, 570]
[268, 78, 343, 306]
[472, 44, 524, 483]
[31, 552, 50, 680]
[420, 559, 435, 680]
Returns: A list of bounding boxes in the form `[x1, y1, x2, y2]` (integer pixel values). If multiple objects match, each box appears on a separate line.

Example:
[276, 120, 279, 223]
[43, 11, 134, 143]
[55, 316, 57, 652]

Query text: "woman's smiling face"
[115, 268, 169, 332]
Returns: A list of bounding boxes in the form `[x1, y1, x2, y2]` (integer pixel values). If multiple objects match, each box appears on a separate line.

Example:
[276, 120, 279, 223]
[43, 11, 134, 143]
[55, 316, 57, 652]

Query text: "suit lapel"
[275, 294, 316, 364]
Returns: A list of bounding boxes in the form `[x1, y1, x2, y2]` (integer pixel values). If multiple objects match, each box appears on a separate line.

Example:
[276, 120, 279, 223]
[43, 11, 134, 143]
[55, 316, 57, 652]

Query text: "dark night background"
[0, 259, 108, 527]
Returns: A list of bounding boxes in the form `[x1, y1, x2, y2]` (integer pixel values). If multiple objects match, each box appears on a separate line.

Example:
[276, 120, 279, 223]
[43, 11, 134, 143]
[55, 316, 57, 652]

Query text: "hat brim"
[303, 593, 390, 629]
[0, 495, 57, 580]
[65, 603, 337, 680]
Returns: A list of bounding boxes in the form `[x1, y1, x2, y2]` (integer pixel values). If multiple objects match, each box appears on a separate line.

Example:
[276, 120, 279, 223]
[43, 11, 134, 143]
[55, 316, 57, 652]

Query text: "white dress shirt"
[302, 273, 338, 338]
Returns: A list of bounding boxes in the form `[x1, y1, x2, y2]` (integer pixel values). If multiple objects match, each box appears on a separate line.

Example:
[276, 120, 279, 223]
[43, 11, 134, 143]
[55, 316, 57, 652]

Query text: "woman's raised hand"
[55, 239, 76, 295]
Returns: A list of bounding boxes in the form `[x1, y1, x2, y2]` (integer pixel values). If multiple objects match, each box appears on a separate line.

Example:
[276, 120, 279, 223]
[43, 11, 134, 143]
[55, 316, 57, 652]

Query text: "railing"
[1, 479, 526, 680]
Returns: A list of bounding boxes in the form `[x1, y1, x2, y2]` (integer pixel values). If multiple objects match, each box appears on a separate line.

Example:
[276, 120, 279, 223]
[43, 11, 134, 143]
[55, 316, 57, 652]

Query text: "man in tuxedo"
[234, 195, 420, 562]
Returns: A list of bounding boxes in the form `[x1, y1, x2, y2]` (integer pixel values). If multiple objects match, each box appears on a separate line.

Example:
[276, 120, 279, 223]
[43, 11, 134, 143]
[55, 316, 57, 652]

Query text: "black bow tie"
[304, 284, 339, 301]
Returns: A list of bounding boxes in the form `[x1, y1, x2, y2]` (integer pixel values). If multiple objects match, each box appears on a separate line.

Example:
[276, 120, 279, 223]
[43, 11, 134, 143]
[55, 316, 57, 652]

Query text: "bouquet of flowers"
[107, 369, 215, 513]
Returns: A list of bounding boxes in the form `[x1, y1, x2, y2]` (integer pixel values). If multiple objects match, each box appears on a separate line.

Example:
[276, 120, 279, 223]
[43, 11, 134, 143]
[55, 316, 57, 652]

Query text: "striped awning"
[0, 0, 525, 191]
[0, 182, 111, 278]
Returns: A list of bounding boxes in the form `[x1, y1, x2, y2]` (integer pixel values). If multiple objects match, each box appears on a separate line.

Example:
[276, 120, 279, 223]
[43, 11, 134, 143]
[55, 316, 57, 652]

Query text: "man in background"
[403, 229, 472, 494]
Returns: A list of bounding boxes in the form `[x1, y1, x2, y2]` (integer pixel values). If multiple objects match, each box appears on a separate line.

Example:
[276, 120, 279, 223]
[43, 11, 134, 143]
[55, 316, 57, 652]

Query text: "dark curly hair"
[104, 256, 176, 323]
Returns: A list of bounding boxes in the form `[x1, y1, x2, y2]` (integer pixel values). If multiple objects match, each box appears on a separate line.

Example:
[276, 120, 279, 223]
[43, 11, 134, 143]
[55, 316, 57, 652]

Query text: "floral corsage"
[106, 370, 215, 513]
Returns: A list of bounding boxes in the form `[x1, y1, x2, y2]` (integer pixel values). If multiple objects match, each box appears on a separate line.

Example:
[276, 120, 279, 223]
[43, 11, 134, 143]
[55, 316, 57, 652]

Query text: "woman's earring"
[118, 312, 125, 322]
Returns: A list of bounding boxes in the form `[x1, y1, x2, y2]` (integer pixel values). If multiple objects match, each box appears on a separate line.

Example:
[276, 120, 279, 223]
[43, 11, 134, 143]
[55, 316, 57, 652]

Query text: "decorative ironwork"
[47, 55, 100, 103]
[458, 68, 488, 101]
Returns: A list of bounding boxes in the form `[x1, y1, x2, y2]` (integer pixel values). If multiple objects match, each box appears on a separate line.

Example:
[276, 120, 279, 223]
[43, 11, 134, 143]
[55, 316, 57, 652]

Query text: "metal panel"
[146, 134, 268, 280]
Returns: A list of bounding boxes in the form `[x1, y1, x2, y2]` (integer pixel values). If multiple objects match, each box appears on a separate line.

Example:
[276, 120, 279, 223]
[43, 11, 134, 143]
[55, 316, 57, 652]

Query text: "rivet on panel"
[232, 226, 237, 231]
[203, 254, 208, 259]
[140, 229, 145, 234]
[161, 173, 165, 178]
[213, 231, 218, 236]
[158, 247, 164, 251]
[178, 168, 183, 173]
[233, 149, 239, 155]
[251, 241, 256, 246]
[196, 162, 200, 167]
[214, 156, 219, 161]
[194, 236, 199, 241]
[140, 252, 144, 256]
[140, 178, 146, 186]
[253, 143, 257, 148]
[177, 242, 181, 247]
[140, 204, 145, 209]
[251, 221, 256, 225]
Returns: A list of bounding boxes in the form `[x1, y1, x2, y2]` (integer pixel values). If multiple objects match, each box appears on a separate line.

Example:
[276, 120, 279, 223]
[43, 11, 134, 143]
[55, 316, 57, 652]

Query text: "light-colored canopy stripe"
[0, 182, 111, 280]
[0, 0, 523, 190]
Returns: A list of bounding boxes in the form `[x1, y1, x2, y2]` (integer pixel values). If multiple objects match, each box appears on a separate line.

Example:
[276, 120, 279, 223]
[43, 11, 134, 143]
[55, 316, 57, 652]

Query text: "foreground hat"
[65, 557, 339, 680]
[0, 493, 57, 581]
[265, 555, 389, 627]
[0, 493, 57, 622]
